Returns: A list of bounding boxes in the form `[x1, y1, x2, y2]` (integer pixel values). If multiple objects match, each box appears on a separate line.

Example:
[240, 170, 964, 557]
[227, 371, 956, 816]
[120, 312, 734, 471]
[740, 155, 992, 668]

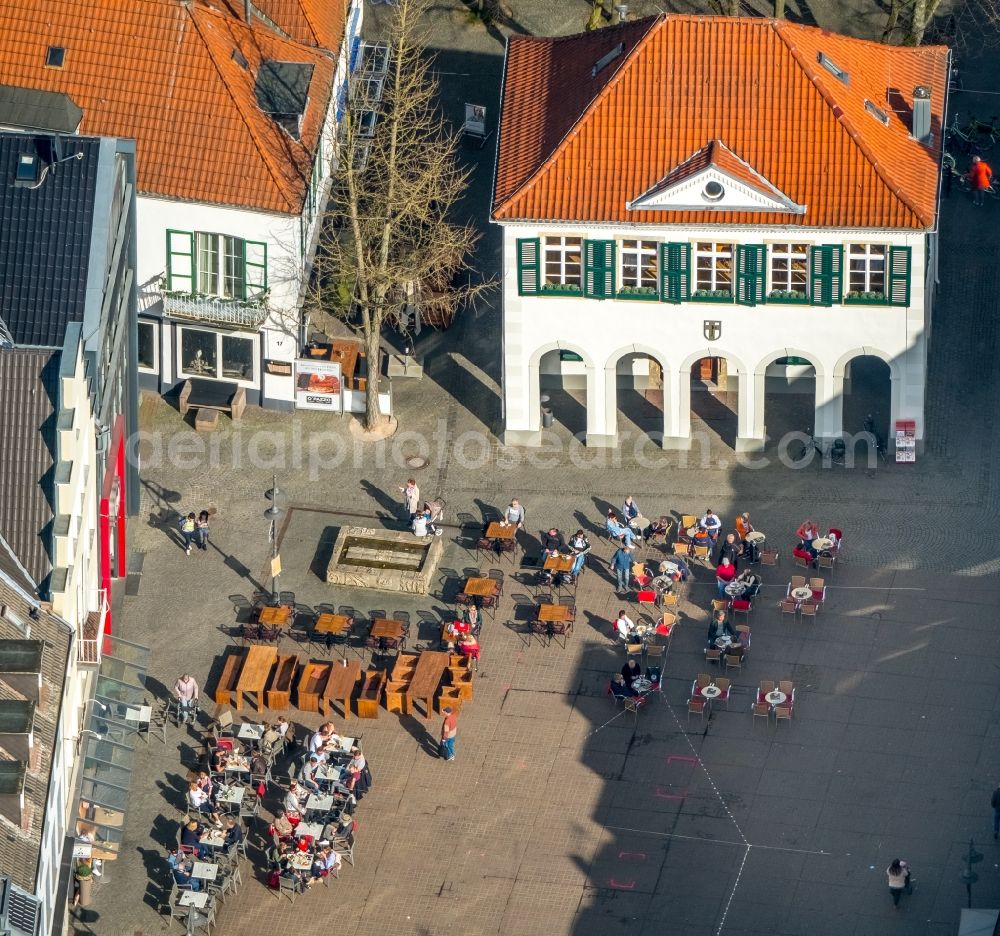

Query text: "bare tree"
[307, 0, 491, 431]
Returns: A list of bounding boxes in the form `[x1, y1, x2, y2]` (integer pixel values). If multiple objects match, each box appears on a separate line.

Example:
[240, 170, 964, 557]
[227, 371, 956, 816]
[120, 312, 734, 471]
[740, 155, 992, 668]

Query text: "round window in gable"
[702, 180, 725, 202]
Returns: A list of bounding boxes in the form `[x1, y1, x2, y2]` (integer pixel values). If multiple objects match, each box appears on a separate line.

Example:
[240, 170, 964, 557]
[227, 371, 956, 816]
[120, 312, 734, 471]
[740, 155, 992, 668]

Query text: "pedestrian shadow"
[360, 479, 403, 522]
[397, 713, 438, 757]
[573, 510, 603, 537]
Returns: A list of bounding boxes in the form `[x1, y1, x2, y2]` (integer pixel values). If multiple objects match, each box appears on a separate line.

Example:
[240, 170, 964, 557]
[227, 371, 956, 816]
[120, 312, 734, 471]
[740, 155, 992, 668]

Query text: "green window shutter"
[516, 238, 540, 295]
[887, 246, 911, 306]
[244, 240, 268, 295]
[660, 242, 690, 304]
[809, 244, 843, 306]
[166, 230, 194, 292]
[584, 240, 615, 299]
[736, 244, 766, 306]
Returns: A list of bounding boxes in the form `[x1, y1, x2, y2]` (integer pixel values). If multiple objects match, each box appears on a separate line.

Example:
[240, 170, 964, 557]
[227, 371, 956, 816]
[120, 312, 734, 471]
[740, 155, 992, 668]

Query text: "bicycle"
[862, 414, 889, 464]
[945, 154, 1000, 200]
[787, 430, 846, 465]
[946, 113, 999, 155]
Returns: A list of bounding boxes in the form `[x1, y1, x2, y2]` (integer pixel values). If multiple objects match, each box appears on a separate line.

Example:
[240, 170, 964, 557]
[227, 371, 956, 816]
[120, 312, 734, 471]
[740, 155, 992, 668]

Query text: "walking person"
[399, 479, 420, 522]
[610, 544, 635, 595]
[179, 512, 196, 555]
[174, 673, 199, 724]
[991, 784, 1000, 838]
[195, 510, 210, 550]
[439, 705, 457, 761]
[967, 154, 993, 206]
[886, 858, 911, 908]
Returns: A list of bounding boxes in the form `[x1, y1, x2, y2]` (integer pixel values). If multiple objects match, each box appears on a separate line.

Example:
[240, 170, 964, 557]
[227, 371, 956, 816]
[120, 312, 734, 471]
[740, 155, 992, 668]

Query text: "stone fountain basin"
[325, 525, 443, 594]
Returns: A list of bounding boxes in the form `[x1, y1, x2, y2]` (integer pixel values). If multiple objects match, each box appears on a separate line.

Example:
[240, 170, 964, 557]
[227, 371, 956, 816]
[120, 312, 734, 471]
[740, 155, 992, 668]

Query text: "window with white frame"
[179, 327, 256, 383]
[848, 243, 887, 294]
[769, 242, 809, 295]
[619, 239, 658, 290]
[196, 233, 244, 298]
[543, 236, 582, 288]
[694, 242, 734, 293]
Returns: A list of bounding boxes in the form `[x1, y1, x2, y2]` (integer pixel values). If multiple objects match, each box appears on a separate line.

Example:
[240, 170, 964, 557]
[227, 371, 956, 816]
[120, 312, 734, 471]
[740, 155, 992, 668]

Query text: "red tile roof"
[0, 0, 340, 213]
[493, 15, 949, 229]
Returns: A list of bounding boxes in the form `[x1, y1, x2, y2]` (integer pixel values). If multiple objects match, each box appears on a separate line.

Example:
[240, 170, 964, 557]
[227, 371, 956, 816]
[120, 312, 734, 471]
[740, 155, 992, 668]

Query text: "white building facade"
[492, 15, 949, 451]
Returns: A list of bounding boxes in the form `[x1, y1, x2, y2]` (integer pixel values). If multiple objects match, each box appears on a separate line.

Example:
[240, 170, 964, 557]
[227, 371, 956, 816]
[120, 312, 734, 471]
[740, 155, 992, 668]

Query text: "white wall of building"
[501, 223, 929, 449]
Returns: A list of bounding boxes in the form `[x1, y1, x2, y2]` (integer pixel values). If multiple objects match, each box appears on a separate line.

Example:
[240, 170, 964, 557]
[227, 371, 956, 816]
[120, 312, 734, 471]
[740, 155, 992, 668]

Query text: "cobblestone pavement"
[68, 1, 1000, 934]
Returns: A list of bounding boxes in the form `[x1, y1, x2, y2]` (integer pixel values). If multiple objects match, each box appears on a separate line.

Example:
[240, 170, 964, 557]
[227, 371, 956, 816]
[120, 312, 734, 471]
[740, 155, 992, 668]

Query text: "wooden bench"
[437, 686, 463, 714]
[195, 408, 220, 432]
[384, 680, 411, 714]
[266, 654, 298, 710]
[213, 649, 246, 706]
[179, 378, 247, 421]
[448, 668, 474, 701]
[296, 662, 332, 714]
[357, 670, 387, 719]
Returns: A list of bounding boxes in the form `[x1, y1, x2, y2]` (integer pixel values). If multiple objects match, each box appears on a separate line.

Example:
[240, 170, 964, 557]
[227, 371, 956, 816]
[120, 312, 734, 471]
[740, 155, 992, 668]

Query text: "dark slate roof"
[0, 580, 71, 894]
[0, 133, 99, 348]
[0, 534, 37, 598]
[0, 85, 83, 133]
[0, 350, 59, 590]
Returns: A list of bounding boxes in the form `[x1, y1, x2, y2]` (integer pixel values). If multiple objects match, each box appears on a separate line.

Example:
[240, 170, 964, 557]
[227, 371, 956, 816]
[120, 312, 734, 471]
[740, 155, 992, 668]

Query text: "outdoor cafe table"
[191, 862, 218, 882]
[724, 581, 746, 598]
[485, 521, 517, 541]
[257, 605, 292, 628]
[813, 536, 835, 551]
[295, 821, 325, 839]
[222, 756, 250, 778]
[237, 722, 264, 743]
[179, 891, 209, 909]
[745, 531, 766, 545]
[234, 645, 277, 712]
[790, 586, 813, 602]
[324, 659, 361, 719]
[314, 613, 351, 641]
[463, 576, 499, 598]
[369, 618, 405, 641]
[765, 690, 788, 706]
[631, 677, 653, 693]
[536, 603, 571, 623]
[406, 650, 450, 718]
[317, 763, 345, 784]
[305, 793, 334, 816]
[291, 853, 313, 871]
[215, 786, 244, 809]
[543, 554, 574, 573]
[700, 684, 722, 707]
[200, 829, 226, 850]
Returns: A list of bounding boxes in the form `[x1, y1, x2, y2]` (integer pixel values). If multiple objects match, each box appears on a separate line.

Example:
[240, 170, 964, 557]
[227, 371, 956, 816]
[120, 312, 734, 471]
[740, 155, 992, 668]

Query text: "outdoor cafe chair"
[704, 647, 722, 665]
[752, 703, 771, 727]
[793, 554, 810, 570]
[688, 699, 706, 724]
[760, 549, 779, 566]
[692, 545, 712, 564]
[779, 598, 798, 619]
[788, 575, 806, 593]
[799, 602, 818, 622]
[730, 598, 752, 623]
[774, 705, 793, 726]
[724, 653, 743, 674]
[713, 677, 731, 709]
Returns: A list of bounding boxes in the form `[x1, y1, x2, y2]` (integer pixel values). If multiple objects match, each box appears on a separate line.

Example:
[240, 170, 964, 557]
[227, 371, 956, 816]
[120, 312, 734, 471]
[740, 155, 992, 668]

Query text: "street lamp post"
[961, 838, 983, 908]
[264, 473, 286, 605]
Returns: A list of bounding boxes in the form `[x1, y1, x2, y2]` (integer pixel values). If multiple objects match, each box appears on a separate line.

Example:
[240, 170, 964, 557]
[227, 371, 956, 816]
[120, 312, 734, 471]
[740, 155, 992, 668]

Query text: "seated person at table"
[320, 813, 353, 844]
[307, 846, 342, 885]
[464, 603, 481, 635]
[606, 509, 637, 547]
[187, 782, 222, 828]
[622, 496, 642, 528]
[210, 747, 229, 774]
[344, 748, 367, 792]
[299, 754, 322, 793]
[167, 846, 201, 891]
[195, 770, 215, 802]
[283, 780, 307, 819]
[735, 570, 762, 598]
[726, 635, 746, 660]
[568, 530, 591, 577]
[270, 808, 294, 844]
[707, 610, 734, 646]
[268, 840, 305, 890]
[644, 515, 669, 540]
[610, 673, 638, 698]
[796, 520, 819, 546]
[261, 724, 282, 757]
[222, 815, 244, 854]
[540, 528, 567, 584]
[181, 819, 212, 859]
[621, 658, 642, 684]
[691, 526, 712, 551]
[715, 557, 737, 596]
[793, 542, 817, 564]
[309, 723, 339, 757]
[614, 610, 636, 642]
[659, 557, 691, 583]
[502, 499, 526, 529]
[735, 512, 754, 540]
[699, 509, 722, 542]
[458, 631, 480, 662]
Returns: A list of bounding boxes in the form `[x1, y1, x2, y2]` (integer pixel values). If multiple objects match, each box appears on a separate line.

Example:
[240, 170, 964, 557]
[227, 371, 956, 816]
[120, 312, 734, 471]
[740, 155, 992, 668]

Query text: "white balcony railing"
[162, 292, 268, 331]
[77, 590, 109, 665]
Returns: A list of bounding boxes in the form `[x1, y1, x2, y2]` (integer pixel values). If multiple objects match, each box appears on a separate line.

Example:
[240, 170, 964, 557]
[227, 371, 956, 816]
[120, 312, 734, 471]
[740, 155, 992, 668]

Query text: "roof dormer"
[627, 140, 806, 215]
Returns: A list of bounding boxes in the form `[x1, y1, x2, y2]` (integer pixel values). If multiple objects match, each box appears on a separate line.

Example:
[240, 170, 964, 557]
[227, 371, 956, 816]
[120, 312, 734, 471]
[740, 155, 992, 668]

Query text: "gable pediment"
[627, 141, 806, 215]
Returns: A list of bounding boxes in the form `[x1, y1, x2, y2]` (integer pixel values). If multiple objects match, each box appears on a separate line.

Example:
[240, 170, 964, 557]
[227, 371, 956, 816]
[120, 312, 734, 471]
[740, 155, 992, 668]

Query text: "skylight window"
[15, 154, 39, 183]
[864, 100, 890, 126]
[232, 49, 248, 70]
[45, 46, 65, 69]
[817, 52, 848, 84]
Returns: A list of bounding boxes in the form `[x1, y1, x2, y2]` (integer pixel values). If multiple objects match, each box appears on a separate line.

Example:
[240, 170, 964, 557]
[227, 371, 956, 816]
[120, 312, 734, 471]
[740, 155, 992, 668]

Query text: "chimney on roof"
[912, 86, 932, 143]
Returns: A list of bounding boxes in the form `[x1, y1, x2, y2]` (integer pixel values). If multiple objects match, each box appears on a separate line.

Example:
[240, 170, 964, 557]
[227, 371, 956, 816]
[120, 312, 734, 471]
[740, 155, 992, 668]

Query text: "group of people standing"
[178, 510, 211, 555]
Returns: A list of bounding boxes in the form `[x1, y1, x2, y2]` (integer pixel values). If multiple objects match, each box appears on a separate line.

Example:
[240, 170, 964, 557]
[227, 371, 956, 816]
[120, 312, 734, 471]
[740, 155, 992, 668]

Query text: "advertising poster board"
[295, 359, 343, 412]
